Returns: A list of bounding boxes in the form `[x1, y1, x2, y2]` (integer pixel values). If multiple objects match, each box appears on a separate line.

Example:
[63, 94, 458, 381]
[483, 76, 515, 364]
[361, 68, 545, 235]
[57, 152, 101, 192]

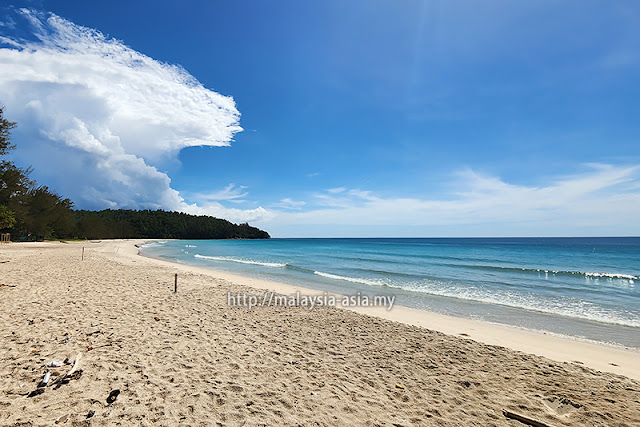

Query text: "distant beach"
[1, 240, 639, 425]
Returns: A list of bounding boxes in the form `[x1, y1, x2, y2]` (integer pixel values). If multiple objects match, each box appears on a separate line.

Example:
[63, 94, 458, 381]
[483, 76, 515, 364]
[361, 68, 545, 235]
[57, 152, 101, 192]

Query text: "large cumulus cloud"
[0, 8, 255, 216]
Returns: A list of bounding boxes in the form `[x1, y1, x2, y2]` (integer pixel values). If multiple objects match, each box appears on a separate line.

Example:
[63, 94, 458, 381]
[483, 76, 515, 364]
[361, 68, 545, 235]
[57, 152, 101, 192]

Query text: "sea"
[139, 237, 640, 349]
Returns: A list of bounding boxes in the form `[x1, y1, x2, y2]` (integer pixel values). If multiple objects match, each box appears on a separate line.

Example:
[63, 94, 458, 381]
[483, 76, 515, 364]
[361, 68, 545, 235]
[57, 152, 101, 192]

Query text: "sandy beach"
[1, 240, 639, 426]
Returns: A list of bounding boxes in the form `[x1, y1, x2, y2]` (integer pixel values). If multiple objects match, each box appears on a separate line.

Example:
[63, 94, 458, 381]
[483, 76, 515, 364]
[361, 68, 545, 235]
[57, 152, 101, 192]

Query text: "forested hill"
[74, 209, 270, 240]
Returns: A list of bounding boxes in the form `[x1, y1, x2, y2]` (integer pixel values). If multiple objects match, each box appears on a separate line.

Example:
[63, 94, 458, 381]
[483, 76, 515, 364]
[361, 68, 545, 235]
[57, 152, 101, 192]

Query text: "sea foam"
[194, 254, 286, 268]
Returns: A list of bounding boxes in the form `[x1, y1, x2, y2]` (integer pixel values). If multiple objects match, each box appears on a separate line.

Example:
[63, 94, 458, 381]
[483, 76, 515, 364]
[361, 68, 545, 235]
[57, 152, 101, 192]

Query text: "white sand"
[1, 240, 639, 426]
[125, 240, 640, 381]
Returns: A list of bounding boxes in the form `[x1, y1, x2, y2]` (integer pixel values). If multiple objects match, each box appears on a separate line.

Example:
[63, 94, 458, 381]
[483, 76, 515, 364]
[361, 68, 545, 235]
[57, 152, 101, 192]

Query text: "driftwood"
[503, 410, 554, 427]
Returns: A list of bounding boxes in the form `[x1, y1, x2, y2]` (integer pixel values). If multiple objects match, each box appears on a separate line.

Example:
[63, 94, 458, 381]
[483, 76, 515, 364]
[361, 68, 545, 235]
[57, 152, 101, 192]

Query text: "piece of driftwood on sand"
[503, 409, 554, 427]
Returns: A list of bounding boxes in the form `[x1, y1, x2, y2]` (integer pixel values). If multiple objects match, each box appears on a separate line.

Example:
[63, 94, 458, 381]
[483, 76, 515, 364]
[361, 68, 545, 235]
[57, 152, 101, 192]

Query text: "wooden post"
[174, 273, 178, 293]
[82, 247, 85, 261]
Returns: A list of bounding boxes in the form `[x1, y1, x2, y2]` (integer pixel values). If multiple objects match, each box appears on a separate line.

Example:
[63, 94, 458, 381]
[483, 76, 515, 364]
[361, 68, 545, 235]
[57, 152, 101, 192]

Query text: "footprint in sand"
[542, 395, 583, 416]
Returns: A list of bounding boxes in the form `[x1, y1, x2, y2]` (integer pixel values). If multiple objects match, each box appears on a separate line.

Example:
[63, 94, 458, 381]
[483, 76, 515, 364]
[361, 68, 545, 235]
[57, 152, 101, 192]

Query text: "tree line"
[0, 107, 270, 241]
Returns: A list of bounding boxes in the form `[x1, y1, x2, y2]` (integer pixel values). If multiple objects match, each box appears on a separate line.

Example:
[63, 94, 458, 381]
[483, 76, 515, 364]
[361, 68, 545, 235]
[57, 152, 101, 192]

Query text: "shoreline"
[2, 239, 639, 425]
[130, 240, 640, 380]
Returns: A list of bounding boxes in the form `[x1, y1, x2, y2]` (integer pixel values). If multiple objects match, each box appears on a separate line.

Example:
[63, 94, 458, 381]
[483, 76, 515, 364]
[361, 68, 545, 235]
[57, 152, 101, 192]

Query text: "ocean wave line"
[313, 271, 387, 287]
[457, 264, 637, 281]
[307, 271, 639, 328]
[194, 254, 286, 268]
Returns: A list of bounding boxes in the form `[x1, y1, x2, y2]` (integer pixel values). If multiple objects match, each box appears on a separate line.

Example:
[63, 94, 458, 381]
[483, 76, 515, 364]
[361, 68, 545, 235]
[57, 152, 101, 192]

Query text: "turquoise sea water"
[140, 238, 640, 348]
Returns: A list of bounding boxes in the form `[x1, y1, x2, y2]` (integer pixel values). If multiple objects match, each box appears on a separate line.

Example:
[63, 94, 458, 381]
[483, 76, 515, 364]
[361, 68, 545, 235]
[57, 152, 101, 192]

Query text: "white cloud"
[0, 8, 262, 221]
[193, 184, 249, 203]
[0, 16, 16, 30]
[271, 198, 306, 210]
[327, 187, 346, 194]
[315, 187, 378, 208]
[182, 202, 273, 224]
[256, 165, 640, 237]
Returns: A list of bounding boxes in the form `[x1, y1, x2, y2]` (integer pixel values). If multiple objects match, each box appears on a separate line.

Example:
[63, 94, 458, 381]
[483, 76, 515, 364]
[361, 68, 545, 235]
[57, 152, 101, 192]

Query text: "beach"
[142, 237, 640, 349]
[1, 240, 639, 426]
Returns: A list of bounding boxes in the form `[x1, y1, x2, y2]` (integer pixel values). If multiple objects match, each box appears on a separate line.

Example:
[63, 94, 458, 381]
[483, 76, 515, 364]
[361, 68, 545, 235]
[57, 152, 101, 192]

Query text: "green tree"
[0, 205, 15, 229]
[0, 106, 16, 156]
[20, 186, 74, 239]
[1, 108, 76, 240]
[1, 107, 31, 206]
[1, 107, 21, 233]
[0, 162, 33, 205]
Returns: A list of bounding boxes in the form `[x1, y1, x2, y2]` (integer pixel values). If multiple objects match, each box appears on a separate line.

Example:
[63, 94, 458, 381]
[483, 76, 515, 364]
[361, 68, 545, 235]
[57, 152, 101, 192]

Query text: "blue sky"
[1, 1, 639, 237]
